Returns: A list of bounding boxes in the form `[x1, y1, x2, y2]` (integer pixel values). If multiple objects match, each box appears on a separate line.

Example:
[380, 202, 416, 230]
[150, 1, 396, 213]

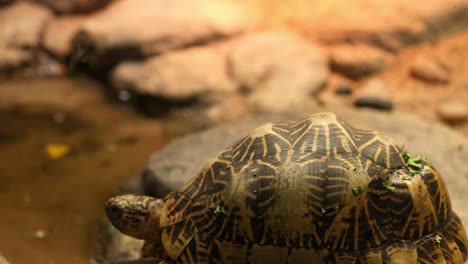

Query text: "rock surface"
[437, 101, 468, 124]
[228, 31, 328, 112]
[142, 119, 260, 197]
[316, 74, 354, 108]
[43, 16, 88, 59]
[32, 0, 111, 14]
[0, 1, 52, 71]
[261, 0, 468, 50]
[111, 44, 236, 99]
[74, 0, 254, 68]
[328, 44, 392, 79]
[354, 79, 393, 110]
[410, 55, 450, 83]
[105, 109, 468, 261]
[102, 222, 144, 263]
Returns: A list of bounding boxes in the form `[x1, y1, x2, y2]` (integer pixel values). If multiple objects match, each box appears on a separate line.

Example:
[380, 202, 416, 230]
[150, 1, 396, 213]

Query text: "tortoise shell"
[159, 112, 468, 263]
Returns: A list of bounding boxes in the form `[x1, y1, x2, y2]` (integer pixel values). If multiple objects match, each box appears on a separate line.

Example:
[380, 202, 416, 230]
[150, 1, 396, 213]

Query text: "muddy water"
[0, 78, 187, 264]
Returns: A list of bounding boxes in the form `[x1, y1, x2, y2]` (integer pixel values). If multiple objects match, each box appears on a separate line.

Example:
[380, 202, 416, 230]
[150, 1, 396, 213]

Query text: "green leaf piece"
[412, 154, 422, 162]
[352, 186, 362, 196]
[407, 159, 423, 168]
[434, 235, 443, 244]
[384, 181, 396, 192]
[403, 150, 426, 175]
[409, 167, 420, 175]
[213, 204, 227, 214]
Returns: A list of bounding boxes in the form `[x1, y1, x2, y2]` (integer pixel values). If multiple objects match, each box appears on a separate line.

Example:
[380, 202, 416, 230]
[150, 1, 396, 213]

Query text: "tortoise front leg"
[141, 241, 165, 259]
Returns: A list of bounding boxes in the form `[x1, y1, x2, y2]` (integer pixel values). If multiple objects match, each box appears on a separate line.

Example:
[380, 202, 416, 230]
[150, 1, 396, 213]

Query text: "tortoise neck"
[140, 198, 164, 240]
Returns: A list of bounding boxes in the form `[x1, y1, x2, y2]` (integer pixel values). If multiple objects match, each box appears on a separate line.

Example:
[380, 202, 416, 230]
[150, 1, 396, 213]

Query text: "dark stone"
[335, 85, 352, 96]
[355, 97, 393, 111]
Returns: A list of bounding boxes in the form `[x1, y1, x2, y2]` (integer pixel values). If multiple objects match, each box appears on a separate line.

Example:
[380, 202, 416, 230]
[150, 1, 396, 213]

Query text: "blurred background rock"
[0, 0, 467, 263]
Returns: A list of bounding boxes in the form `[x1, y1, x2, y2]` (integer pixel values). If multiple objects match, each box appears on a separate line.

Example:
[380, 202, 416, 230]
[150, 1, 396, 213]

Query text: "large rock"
[32, 0, 111, 14]
[228, 32, 328, 113]
[0, 1, 52, 71]
[74, 0, 254, 69]
[111, 43, 236, 99]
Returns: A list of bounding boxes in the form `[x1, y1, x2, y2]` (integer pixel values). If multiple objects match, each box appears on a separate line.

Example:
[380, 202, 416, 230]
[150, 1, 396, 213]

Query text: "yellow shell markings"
[156, 112, 467, 264]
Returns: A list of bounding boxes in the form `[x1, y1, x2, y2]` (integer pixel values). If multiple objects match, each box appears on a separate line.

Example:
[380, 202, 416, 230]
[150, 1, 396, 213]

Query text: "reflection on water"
[0, 78, 182, 264]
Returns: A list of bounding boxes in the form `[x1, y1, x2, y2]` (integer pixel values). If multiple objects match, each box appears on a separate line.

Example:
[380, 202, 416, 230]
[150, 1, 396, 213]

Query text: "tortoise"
[106, 112, 468, 263]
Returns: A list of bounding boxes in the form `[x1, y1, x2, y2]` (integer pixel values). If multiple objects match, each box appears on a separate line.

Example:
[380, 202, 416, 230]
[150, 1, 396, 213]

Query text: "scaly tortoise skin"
[106, 112, 468, 263]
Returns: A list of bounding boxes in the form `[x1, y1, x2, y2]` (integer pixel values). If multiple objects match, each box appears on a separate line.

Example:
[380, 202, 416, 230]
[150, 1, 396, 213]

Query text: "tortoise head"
[105, 194, 164, 241]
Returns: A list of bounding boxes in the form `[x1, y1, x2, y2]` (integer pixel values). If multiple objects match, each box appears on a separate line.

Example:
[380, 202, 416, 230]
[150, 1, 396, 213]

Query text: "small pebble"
[34, 230, 47, 238]
[354, 79, 393, 111]
[355, 98, 393, 110]
[329, 44, 392, 79]
[437, 101, 468, 124]
[118, 90, 131, 102]
[410, 56, 450, 83]
[335, 85, 352, 95]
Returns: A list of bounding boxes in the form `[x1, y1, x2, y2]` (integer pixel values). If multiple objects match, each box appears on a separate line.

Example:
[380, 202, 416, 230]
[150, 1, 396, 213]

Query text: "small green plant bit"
[213, 204, 227, 215]
[403, 150, 426, 175]
[383, 181, 396, 192]
[352, 186, 362, 196]
[434, 235, 443, 244]
[379, 158, 387, 167]
[402, 175, 412, 181]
